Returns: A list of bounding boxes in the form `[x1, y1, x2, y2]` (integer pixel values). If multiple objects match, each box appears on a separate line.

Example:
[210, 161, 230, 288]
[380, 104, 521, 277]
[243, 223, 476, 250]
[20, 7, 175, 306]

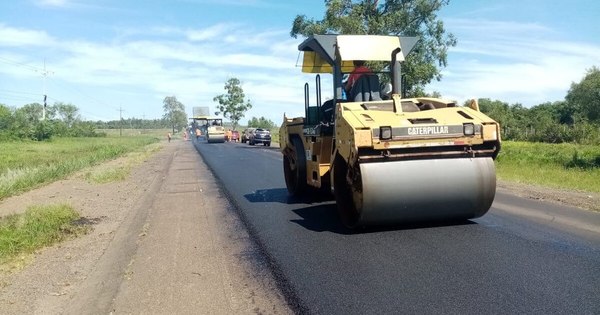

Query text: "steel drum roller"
[356, 157, 496, 225]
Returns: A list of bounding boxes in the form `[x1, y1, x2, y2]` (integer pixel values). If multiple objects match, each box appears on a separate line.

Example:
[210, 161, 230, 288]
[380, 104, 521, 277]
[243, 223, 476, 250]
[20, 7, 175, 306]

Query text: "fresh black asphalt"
[193, 139, 600, 315]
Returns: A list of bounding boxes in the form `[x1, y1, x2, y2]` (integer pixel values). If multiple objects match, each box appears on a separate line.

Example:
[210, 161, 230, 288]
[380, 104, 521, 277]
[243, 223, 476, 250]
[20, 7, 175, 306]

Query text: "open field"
[96, 128, 172, 138]
[496, 141, 600, 193]
[0, 136, 160, 200]
[1, 133, 598, 199]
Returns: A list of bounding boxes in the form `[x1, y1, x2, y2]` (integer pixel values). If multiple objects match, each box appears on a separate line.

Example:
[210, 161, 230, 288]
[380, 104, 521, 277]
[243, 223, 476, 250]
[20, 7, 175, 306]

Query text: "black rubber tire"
[283, 137, 307, 196]
[266, 142, 271, 146]
[333, 154, 362, 228]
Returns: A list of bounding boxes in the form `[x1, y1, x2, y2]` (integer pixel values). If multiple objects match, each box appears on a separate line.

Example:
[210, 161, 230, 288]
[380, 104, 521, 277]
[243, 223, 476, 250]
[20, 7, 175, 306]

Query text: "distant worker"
[344, 60, 372, 93]
[195, 128, 201, 140]
[167, 132, 172, 143]
[183, 130, 188, 141]
[226, 129, 232, 142]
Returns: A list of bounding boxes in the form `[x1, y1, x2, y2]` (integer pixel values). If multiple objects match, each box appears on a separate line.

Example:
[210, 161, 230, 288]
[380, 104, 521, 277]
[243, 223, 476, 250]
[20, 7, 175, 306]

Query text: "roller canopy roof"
[298, 34, 418, 73]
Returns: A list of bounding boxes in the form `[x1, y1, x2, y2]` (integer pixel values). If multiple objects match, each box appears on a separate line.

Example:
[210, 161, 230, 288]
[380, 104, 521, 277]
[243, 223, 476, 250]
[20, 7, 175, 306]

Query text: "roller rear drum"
[334, 157, 496, 227]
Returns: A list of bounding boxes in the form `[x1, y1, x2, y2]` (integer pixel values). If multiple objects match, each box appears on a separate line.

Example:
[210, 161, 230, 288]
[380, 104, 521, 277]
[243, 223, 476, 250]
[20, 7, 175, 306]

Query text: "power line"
[0, 57, 55, 114]
[0, 89, 41, 96]
[0, 57, 119, 116]
[1, 57, 164, 121]
[46, 76, 120, 111]
[0, 56, 42, 72]
[0, 94, 41, 103]
[80, 110, 112, 121]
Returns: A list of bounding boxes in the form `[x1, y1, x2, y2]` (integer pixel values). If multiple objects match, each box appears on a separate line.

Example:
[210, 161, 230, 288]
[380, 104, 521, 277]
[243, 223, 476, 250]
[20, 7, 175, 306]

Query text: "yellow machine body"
[280, 35, 501, 228]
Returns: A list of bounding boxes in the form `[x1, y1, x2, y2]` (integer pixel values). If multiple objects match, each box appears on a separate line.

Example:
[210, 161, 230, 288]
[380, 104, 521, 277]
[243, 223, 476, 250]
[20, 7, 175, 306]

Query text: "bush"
[70, 121, 104, 137]
[33, 120, 54, 141]
[565, 150, 600, 170]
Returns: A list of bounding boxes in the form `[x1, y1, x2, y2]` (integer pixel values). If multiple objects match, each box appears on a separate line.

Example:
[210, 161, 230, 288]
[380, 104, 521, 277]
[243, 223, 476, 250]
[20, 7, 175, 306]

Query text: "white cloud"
[13, 16, 597, 122]
[35, 0, 70, 7]
[0, 22, 308, 121]
[427, 18, 600, 106]
[179, 0, 270, 7]
[0, 24, 56, 47]
[186, 23, 236, 41]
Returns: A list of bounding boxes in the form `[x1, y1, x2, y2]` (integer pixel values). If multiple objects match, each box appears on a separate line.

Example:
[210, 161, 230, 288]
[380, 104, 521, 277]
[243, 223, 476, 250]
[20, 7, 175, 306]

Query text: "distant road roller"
[279, 35, 501, 228]
[192, 116, 226, 143]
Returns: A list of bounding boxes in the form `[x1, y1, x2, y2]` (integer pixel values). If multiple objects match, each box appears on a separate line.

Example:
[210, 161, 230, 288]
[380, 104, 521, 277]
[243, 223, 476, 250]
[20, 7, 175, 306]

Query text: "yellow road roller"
[193, 116, 226, 143]
[279, 35, 501, 228]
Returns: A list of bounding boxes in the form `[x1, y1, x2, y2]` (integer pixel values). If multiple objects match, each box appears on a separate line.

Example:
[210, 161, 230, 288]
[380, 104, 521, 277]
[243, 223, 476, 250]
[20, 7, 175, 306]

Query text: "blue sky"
[1, 0, 599, 123]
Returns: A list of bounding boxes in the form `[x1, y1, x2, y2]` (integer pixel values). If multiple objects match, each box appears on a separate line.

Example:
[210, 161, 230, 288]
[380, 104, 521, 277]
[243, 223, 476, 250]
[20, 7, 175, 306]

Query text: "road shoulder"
[0, 140, 291, 314]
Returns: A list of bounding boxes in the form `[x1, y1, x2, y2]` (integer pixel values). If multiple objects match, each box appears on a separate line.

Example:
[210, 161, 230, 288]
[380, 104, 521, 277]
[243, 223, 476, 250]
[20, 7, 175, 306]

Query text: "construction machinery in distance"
[191, 115, 226, 143]
[279, 35, 501, 228]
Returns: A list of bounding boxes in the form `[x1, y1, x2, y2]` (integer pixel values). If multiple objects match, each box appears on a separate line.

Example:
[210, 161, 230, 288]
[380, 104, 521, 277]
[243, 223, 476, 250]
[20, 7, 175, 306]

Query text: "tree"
[247, 116, 276, 130]
[162, 96, 187, 133]
[477, 98, 515, 128]
[290, 0, 457, 96]
[0, 104, 13, 140]
[53, 102, 80, 127]
[213, 78, 252, 131]
[0, 104, 12, 129]
[16, 103, 44, 124]
[566, 66, 600, 123]
[8, 103, 46, 139]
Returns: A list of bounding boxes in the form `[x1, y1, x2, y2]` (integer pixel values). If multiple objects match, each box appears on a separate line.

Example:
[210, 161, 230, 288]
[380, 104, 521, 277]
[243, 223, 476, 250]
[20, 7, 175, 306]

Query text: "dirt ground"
[497, 180, 600, 213]
[0, 140, 291, 315]
[0, 139, 598, 314]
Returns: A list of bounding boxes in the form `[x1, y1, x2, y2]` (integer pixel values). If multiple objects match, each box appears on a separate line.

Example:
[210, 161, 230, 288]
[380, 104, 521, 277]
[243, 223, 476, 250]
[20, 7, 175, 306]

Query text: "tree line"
[0, 102, 102, 141]
[0, 101, 178, 141]
[2, 66, 598, 144]
[94, 117, 170, 130]
[290, 1, 600, 145]
[477, 67, 600, 145]
[2, 1, 598, 145]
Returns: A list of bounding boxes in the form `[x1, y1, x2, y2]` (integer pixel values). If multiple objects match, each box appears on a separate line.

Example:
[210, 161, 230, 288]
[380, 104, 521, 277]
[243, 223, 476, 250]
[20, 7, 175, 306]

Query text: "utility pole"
[119, 105, 124, 137]
[39, 60, 54, 120]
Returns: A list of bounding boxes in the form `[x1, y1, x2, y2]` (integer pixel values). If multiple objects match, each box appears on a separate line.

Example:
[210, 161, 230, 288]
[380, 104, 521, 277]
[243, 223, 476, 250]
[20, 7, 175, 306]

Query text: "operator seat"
[319, 99, 343, 135]
[321, 99, 335, 124]
[419, 103, 436, 111]
[349, 75, 382, 102]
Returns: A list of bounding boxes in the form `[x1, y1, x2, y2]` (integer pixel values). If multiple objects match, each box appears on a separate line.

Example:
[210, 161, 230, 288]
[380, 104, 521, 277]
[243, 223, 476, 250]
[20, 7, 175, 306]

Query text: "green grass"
[97, 128, 172, 138]
[0, 136, 160, 200]
[0, 204, 85, 265]
[85, 167, 129, 183]
[84, 142, 163, 184]
[496, 141, 600, 193]
[271, 130, 280, 144]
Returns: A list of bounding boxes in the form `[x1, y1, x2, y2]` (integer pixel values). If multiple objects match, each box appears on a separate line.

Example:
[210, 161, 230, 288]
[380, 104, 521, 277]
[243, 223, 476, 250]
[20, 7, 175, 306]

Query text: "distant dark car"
[248, 128, 271, 146]
[242, 128, 255, 143]
[231, 130, 240, 142]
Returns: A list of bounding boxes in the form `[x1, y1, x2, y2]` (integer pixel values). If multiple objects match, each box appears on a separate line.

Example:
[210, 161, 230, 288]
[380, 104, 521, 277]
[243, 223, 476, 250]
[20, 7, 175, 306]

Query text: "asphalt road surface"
[193, 139, 600, 315]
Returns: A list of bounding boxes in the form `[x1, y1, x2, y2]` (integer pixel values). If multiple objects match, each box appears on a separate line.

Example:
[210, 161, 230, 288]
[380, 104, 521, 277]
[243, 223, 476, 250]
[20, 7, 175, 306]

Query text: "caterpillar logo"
[407, 126, 449, 136]
[373, 125, 463, 139]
